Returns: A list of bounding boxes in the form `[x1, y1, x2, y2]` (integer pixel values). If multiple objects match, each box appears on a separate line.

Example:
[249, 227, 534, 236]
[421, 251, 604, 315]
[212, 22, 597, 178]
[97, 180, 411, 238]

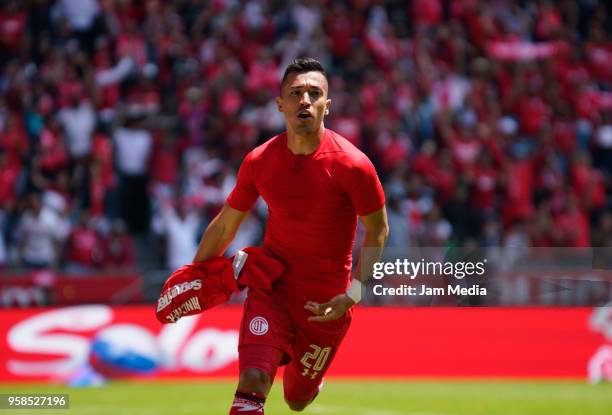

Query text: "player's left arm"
[306, 206, 388, 322]
[353, 206, 389, 282]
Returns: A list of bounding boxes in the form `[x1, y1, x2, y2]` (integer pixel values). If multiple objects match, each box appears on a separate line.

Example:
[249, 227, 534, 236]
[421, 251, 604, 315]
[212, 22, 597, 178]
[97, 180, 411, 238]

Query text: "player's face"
[276, 71, 331, 135]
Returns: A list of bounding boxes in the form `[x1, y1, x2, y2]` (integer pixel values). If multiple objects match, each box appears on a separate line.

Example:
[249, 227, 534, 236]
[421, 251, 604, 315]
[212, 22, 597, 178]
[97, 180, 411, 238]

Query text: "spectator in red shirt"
[535, 0, 563, 40]
[324, 2, 353, 60]
[466, 3, 500, 50]
[411, 140, 438, 178]
[412, 0, 442, 30]
[554, 193, 590, 247]
[330, 100, 362, 147]
[37, 119, 70, 175]
[445, 120, 482, 173]
[432, 149, 457, 203]
[117, 19, 147, 68]
[245, 50, 279, 96]
[64, 210, 103, 273]
[501, 145, 536, 227]
[0, 151, 20, 209]
[470, 150, 499, 213]
[528, 200, 555, 247]
[151, 131, 180, 200]
[376, 120, 410, 175]
[102, 219, 135, 270]
[517, 83, 551, 137]
[91, 128, 116, 189]
[0, 0, 609, 284]
[585, 25, 612, 84]
[555, 49, 591, 104]
[570, 152, 606, 212]
[178, 86, 208, 148]
[550, 105, 578, 155]
[0, 113, 29, 168]
[0, 0, 27, 58]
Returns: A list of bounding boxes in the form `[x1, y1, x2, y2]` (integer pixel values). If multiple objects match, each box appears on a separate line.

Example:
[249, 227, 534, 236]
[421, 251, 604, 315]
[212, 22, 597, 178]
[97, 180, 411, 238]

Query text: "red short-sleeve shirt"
[227, 129, 385, 296]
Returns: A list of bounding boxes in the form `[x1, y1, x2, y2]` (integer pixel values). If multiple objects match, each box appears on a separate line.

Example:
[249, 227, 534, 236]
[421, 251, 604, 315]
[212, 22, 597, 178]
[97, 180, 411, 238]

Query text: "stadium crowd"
[0, 0, 611, 273]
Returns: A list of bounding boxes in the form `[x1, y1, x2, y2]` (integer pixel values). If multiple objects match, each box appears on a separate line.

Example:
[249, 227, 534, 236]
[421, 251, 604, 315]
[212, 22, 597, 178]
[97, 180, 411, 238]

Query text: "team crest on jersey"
[249, 316, 269, 336]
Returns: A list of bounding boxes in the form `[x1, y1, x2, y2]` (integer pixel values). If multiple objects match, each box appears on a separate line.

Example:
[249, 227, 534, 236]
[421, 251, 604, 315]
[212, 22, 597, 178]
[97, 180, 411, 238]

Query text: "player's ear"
[325, 99, 331, 115]
[275, 96, 284, 113]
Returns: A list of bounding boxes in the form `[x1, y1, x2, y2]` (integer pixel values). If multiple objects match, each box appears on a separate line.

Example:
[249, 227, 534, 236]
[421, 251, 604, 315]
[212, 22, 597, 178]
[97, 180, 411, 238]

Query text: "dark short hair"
[281, 57, 327, 89]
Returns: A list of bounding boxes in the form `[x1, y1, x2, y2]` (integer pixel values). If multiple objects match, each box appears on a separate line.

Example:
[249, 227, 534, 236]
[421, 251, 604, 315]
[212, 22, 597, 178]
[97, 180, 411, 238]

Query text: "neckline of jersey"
[283, 128, 329, 158]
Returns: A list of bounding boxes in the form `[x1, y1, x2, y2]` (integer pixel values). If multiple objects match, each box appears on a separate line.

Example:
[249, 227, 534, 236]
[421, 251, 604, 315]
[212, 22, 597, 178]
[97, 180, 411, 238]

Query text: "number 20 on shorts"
[300, 344, 331, 379]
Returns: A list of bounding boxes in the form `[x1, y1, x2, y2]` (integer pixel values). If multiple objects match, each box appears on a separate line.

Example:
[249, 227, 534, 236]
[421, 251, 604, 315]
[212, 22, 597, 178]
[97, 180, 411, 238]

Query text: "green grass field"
[1, 380, 611, 415]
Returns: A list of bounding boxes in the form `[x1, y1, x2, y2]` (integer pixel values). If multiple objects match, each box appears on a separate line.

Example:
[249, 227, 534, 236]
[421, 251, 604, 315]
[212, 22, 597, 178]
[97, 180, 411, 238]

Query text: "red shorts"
[238, 283, 351, 403]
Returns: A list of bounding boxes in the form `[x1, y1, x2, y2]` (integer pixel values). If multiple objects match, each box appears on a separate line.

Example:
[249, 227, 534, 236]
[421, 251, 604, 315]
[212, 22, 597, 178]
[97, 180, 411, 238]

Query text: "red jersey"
[66, 227, 101, 267]
[227, 129, 385, 297]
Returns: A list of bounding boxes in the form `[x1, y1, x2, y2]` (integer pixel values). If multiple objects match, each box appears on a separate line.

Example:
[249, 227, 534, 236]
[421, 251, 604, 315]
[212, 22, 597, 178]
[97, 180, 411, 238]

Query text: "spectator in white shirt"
[113, 118, 152, 176]
[52, 0, 104, 54]
[113, 116, 152, 233]
[159, 200, 199, 270]
[57, 95, 96, 159]
[17, 193, 69, 268]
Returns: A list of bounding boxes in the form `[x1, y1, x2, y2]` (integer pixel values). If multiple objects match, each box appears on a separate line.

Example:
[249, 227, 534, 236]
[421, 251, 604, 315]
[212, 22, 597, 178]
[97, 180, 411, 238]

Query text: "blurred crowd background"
[0, 0, 611, 279]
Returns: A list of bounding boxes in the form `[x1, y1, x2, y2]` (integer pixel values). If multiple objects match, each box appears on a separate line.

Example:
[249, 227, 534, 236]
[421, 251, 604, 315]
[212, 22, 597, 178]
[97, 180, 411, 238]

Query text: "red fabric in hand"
[236, 247, 286, 290]
[155, 247, 286, 324]
[156, 257, 236, 323]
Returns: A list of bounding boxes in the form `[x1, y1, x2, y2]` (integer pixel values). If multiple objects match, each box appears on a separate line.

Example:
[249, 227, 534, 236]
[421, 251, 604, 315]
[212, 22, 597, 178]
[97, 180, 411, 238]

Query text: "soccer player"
[193, 58, 388, 414]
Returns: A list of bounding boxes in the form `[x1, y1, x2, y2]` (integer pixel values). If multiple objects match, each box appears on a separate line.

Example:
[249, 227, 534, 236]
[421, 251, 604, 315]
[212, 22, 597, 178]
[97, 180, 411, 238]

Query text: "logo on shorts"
[249, 316, 269, 336]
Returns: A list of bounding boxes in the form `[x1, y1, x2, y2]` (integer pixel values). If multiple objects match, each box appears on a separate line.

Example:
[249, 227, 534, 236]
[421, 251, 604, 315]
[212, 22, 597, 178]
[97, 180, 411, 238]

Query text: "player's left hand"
[305, 294, 355, 323]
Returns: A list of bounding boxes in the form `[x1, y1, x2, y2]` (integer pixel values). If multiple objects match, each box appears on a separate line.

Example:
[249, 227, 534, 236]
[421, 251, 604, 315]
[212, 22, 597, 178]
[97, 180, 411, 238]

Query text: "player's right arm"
[193, 151, 260, 262]
[193, 204, 249, 262]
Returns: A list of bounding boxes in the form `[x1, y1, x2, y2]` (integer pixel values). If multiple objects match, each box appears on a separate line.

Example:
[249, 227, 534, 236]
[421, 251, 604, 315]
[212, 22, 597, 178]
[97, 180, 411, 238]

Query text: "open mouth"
[298, 111, 313, 120]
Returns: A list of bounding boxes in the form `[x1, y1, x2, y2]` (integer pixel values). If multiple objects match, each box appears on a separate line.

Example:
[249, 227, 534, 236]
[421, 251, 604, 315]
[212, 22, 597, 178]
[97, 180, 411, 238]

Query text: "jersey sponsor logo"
[249, 316, 269, 336]
[157, 279, 202, 312]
